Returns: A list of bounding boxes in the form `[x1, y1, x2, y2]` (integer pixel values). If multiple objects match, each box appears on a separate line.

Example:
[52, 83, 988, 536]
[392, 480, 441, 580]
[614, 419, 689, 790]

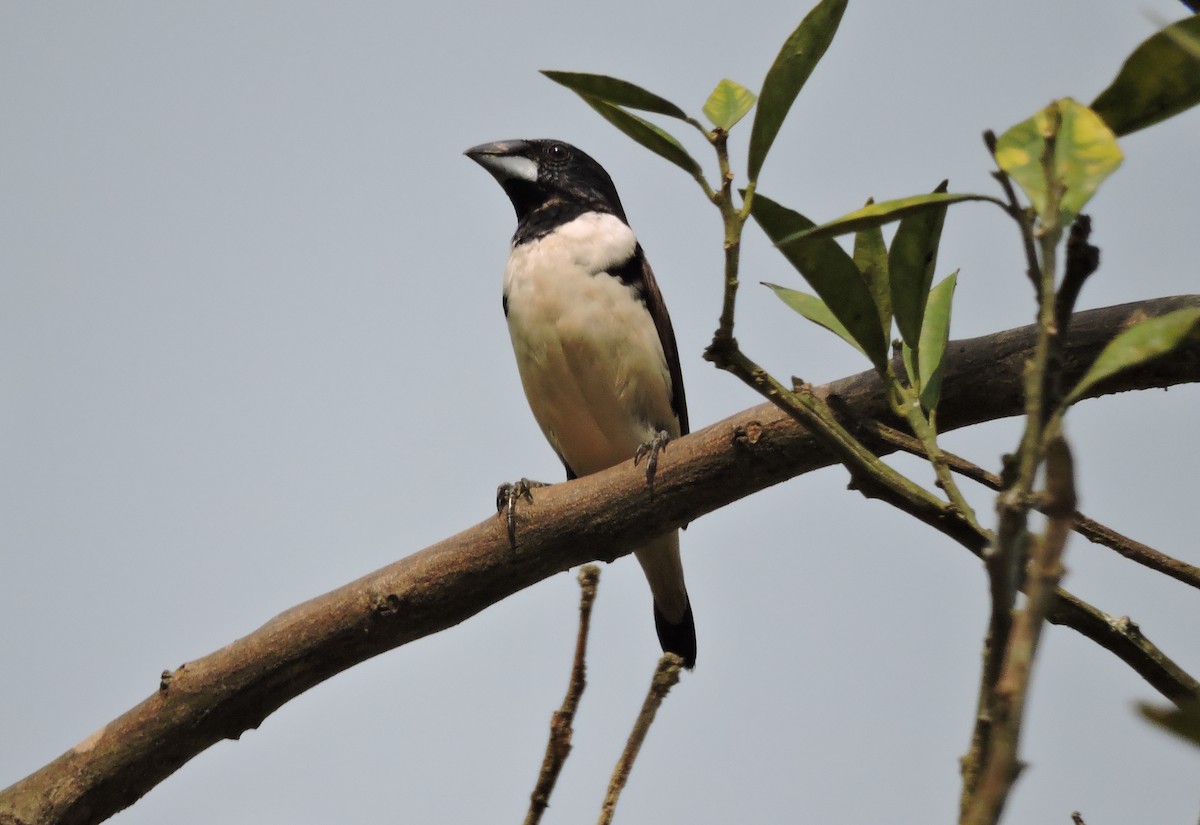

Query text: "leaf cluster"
[542, 3, 1200, 821]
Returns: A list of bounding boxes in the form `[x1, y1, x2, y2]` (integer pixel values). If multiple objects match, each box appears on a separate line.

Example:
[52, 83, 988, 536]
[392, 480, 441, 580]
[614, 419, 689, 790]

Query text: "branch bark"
[3, 295, 1199, 825]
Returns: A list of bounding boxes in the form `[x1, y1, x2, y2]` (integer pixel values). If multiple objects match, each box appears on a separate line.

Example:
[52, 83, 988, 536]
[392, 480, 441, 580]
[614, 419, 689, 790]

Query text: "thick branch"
[3, 296, 1199, 825]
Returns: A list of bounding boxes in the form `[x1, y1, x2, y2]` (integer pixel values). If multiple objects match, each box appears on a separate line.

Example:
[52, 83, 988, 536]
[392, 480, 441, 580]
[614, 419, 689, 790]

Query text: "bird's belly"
[505, 260, 678, 476]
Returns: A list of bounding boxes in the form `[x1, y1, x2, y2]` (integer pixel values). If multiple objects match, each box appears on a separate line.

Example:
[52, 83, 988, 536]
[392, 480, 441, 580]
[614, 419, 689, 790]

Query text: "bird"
[465, 138, 696, 668]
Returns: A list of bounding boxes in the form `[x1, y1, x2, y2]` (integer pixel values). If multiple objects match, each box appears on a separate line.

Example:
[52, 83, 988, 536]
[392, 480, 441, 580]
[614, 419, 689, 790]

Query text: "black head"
[465, 139, 628, 229]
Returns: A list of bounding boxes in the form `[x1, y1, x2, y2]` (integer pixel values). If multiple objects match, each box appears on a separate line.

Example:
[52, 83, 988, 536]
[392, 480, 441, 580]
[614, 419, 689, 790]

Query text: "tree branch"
[963, 436, 1076, 825]
[3, 295, 1199, 825]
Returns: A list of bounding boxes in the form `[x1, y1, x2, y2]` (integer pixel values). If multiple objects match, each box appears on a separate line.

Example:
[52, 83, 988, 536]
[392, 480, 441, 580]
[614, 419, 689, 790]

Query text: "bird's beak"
[465, 140, 538, 183]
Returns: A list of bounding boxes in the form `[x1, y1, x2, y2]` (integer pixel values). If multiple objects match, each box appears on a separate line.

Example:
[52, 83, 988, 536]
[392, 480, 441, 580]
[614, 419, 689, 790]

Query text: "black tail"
[653, 600, 697, 669]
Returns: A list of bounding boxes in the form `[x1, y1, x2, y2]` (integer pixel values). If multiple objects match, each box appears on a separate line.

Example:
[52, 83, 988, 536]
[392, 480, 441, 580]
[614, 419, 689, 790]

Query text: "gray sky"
[2, 2, 1198, 822]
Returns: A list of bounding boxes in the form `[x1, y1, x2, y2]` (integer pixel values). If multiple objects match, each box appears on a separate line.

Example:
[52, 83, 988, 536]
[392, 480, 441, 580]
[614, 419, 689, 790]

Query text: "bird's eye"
[547, 142, 569, 161]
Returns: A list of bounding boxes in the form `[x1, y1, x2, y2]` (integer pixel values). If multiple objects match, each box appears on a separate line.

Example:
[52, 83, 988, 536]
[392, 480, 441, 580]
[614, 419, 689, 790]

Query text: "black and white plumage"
[466, 139, 696, 668]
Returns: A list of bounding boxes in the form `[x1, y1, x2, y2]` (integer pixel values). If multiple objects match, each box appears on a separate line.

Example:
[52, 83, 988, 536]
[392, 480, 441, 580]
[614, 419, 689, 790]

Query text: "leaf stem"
[889, 381, 978, 526]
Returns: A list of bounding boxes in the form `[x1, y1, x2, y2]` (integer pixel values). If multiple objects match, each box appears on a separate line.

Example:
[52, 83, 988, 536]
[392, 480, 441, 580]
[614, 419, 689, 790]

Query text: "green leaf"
[746, 0, 848, 181]
[542, 71, 690, 119]
[917, 271, 958, 410]
[889, 181, 949, 349]
[994, 98, 1123, 225]
[777, 192, 999, 243]
[852, 198, 892, 342]
[763, 284, 867, 357]
[750, 193, 889, 371]
[580, 97, 703, 177]
[703, 78, 757, 131]
[1092, 16, 1200, 136]
[1064, 307, 1200, 405]
[1139, 702, 1200, 748]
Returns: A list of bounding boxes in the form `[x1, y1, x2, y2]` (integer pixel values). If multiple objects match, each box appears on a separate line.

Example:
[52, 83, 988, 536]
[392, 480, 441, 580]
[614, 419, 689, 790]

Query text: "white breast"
[503, 212, 679, 476]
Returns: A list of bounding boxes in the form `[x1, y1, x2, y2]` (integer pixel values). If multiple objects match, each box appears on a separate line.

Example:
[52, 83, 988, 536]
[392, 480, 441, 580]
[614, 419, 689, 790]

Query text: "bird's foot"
[634, 430, 672, 488]
[496, 478, 549, 549]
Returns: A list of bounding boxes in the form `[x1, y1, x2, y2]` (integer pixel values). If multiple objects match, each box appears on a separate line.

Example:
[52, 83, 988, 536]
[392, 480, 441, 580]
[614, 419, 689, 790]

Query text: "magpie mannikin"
[466, 139, 696, 668]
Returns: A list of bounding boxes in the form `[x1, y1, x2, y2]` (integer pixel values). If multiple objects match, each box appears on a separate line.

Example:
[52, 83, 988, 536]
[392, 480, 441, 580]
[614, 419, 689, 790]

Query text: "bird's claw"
[496, 478, 548, 549]
[634, 430, 672, 488]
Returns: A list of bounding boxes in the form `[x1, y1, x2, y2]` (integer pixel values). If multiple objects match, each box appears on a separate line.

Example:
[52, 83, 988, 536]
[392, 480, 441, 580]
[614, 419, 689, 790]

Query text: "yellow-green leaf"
[1092, 16, 1200, 136]
[1064, 307, 1200, 405]
[703, 79, 756, 131]
[763, 283, 867, 358]
[746, 0, 848, 181]
[994, 98, 1123, 225]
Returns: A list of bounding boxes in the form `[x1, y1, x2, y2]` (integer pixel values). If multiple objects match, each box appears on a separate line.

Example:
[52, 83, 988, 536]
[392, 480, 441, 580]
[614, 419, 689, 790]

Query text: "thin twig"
[707, 127, 746, 348]
[1047, 592, 1200, 704]
[1071, 514, 1200, 591]
[525, 565, 601, 825]
[597, 654, 684, 825]
[854, 418, 1200, 592]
